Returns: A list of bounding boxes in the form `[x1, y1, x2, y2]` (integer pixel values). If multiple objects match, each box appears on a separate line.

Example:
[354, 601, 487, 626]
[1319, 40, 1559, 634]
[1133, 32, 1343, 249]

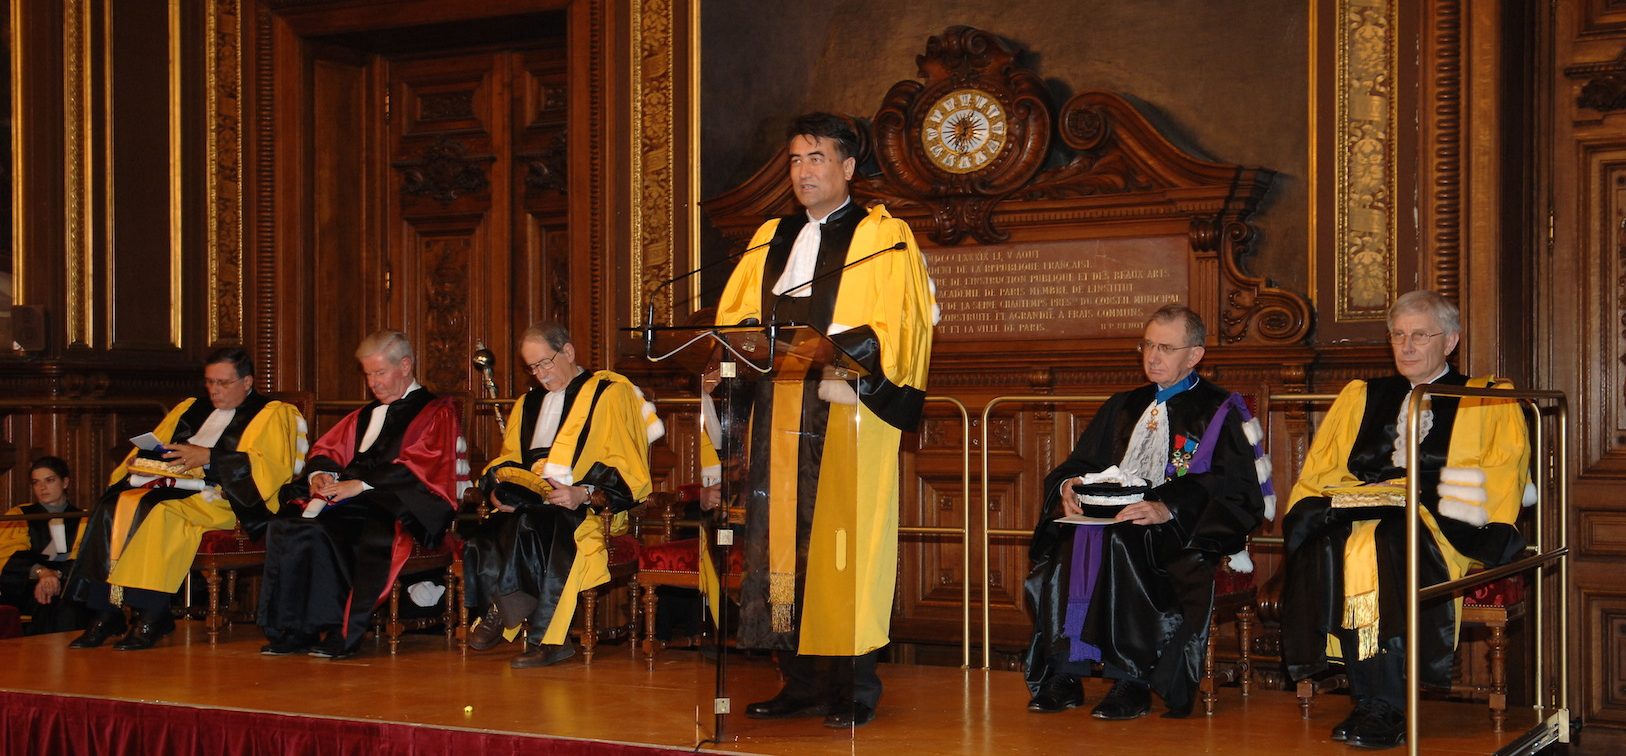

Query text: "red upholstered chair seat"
[0, 605, 21, 639]
[1214, 563, 1256, 596]
[1464, 572, 1524, 608]
[197, 528, 264, 554]
[637, 538, 744, 573]
[607, 534, 642, 567]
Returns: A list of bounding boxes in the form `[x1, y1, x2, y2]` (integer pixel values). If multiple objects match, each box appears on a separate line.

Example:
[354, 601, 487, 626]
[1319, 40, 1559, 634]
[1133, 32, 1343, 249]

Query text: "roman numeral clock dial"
[921, 88, 1010, 174]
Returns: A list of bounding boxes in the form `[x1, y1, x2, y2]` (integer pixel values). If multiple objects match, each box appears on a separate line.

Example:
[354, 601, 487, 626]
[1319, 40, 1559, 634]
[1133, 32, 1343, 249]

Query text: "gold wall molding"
[64, 0, 92, 347]
[1333, 0, 1398, 321]
[628, 0, 677, 329]
[207, 0, 245, 345]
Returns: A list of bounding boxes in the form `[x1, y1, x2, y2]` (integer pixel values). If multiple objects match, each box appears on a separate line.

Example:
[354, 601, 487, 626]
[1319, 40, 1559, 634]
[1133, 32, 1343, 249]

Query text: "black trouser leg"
[778, 650, 821, 703]
[335, 501, 402, 648]
[779, 650, 883, 710]
[845, 650, 883, 710]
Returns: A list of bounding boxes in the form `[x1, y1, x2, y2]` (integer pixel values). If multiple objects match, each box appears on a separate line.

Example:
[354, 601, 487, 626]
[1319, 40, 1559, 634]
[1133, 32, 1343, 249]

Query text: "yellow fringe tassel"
[1342, 589, 1380, 661]
[769, 571, 796, 633]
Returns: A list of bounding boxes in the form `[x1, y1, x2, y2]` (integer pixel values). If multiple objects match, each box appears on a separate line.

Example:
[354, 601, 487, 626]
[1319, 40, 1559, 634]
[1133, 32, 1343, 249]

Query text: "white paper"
[302, 499, 327, 519]
[129, 432, 166, 451]
[1053, 514, 1119, 526]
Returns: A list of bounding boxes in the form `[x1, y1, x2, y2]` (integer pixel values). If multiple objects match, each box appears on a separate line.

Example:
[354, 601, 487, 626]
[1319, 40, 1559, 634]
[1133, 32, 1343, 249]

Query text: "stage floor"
[1, 623, 1543, 754]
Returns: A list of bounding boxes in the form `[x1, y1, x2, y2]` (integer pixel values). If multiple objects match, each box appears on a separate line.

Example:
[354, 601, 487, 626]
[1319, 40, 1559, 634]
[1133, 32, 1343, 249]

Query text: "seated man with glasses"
[65, 347, 306, 650]
[460, 320, 662, 668]
[1280, 290, 1530, 750]
[1024, 303, 1272, 720]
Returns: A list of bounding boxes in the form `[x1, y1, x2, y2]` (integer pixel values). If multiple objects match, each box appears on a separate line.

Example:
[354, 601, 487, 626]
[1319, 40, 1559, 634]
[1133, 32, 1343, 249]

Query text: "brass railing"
[1271, 388, 1571, 754]
[978, 394, 1112, 668]
[648, 394, 975, 668]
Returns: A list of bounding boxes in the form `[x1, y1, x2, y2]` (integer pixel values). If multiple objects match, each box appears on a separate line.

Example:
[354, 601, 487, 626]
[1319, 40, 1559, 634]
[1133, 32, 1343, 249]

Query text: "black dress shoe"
[466, 605, 508, 651]
[1090, 679, 1151, 721]
[260, 637, 311, 656]
[823, 702, 876, 728]
[1027, 674, 1085, 713]
[1331, 699, 1371, 742]
[744, 692, 829, 719]
[68, 612, 127, 649]
[308, 635, 358, 660]
[509, 641, 576, 669]
[112, 612, 175, 651]
[1346, 699, 1405, 749]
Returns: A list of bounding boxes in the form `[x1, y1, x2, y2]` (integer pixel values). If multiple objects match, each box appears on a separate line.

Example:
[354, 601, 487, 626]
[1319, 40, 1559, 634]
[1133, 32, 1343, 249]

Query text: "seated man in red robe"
[257, 329, 463, 659]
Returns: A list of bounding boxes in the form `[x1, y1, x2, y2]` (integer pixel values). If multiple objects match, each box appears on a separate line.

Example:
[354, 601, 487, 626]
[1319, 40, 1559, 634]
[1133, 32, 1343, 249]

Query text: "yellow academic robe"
[716, 202, 936, 656]
[1285, 375, 1529, 661]
[484, 370, 658, 645]
[0, 504, 83, 567]
[107, 397, 306, 593]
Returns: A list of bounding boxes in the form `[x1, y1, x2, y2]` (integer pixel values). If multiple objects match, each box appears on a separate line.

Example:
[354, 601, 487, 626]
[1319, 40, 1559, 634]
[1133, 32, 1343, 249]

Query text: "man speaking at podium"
[715, 112, 937, 728]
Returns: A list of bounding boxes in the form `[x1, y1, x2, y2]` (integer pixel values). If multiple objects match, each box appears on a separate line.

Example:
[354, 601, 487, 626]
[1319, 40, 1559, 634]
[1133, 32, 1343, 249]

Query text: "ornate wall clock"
[865, 26, 1051, 244]
[920, 88, 1010, 174]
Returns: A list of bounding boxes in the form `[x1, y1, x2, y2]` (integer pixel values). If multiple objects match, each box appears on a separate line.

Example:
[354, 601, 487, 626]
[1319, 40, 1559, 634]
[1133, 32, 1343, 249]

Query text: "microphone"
[767, 241, 908, 329]
[644, 237, 775, 331]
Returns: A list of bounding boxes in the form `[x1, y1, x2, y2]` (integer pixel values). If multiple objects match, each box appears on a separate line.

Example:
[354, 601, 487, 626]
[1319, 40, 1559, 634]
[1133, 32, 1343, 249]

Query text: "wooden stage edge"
[1, 623, 1544, 755]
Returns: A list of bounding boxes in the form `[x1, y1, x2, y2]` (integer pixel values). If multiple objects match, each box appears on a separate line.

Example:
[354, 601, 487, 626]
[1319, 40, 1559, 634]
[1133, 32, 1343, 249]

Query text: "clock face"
[921, 88, 1010, 174]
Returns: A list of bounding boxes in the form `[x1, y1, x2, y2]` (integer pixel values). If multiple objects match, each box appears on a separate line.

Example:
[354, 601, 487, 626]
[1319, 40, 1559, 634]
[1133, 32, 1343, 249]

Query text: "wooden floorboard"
[0, 622, 1542, 754]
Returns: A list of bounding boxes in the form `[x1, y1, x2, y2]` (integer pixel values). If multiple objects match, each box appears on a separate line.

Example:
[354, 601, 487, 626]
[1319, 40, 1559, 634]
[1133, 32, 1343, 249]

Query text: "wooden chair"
[1200, 552, 1259, 715]
[1449, 571, 1526, 731]
[1292, 568, 1527, 730]
[578, 504, 644, 663]
[631, 486, 747, 663]
[0, 605, 22, 638]
[373, 533, 460, 655]
[191, 525, 268, 643]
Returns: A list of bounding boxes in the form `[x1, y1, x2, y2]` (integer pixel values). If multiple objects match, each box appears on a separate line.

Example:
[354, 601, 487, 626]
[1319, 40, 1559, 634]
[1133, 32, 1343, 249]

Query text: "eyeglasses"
[1137, 340, 1198, 356]
[525, 352, 560, 373]
[1387, 331, 1445, 347]
[203, 376, 245, 389]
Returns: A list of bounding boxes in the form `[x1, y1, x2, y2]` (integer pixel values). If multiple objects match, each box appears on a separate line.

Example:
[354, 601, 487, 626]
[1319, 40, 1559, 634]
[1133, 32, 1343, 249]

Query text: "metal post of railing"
[979, 394, 1111, 669]
[1403, 389, 1423, 756]
[1397, 385, 1572, 754]
[920, 396, 972, 668]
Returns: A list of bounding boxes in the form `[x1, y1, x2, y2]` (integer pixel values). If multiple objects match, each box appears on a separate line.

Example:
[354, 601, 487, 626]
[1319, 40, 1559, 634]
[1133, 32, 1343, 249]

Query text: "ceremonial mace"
[471, 341, 507, 435]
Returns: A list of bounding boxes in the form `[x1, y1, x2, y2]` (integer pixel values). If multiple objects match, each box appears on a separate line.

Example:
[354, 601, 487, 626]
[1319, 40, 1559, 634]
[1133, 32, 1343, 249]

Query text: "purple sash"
[1064, 524, 1104, 662]
[1064, 391, 1261, 663]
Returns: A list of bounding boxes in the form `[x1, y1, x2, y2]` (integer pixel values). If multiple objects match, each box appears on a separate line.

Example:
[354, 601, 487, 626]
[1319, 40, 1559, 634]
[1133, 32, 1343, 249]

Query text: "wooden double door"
[296, 41, 571, 417]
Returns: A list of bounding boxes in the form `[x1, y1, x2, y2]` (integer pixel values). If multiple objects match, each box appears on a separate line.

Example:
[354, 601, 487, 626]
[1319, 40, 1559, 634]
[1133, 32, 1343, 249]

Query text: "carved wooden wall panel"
[1548, 0, 1626, 733]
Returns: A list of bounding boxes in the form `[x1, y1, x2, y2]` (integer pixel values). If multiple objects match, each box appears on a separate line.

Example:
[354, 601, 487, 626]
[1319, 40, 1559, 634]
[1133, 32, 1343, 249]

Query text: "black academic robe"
[461, 372, 641, 638]
[1279, 370, 1526, 688]
[0, 503, 87, 633]
[1022, 379, 1264, 713]
[258, 388, 461, 649]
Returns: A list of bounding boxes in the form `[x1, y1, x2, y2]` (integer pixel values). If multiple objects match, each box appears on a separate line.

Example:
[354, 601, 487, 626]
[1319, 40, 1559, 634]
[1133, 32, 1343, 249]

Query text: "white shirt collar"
[389, 382, 424, 404]
[805, 196, 851, 225]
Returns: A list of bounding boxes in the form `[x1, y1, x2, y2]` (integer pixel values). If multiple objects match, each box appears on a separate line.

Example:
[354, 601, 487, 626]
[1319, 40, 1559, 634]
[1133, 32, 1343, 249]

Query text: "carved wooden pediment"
[1566, 46, 1626, 113]
[864, 25, 1051, 245]
[701, 26, 1311, 347]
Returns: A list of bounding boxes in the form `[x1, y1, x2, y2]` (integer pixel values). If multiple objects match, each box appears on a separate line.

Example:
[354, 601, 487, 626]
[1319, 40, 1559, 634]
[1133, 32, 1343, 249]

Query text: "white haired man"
[257, 330, 463, 659]
[1280, 290, 1531, 749]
